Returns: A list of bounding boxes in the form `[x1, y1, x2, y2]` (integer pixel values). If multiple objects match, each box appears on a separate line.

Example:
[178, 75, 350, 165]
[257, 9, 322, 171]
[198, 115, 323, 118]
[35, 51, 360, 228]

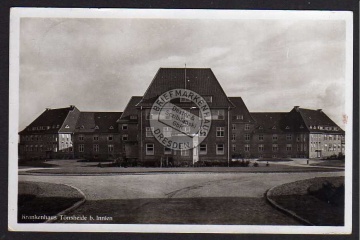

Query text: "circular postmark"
[149, 89, 212, 150]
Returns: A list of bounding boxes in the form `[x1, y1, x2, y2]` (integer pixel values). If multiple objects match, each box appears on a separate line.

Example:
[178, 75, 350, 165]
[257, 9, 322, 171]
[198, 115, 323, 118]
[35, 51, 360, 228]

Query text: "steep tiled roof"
[59, 107, 81, 133]
[229, 97, 255, 123]
[19, 106, 78, 134]
[75, 112, 122, 133]
[118, 96, 142, 121]
[297, 108, 344, 133]
[251, 112, 288, 133]
[137, 68, 234, 108]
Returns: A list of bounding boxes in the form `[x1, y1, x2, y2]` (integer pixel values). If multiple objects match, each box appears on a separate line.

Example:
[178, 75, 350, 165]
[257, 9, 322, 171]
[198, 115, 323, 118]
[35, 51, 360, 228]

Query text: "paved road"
[19, 171, 344, 200]
[19, 171, 345, 225]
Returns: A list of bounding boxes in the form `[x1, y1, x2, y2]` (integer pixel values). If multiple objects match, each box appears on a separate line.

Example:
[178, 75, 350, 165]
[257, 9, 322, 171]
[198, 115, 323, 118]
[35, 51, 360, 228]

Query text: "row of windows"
[144, 127, 191, 138]
[77, 125, 115, 130]
[231, 134, 304, 141]
[144, 143, 308, 155]
[22, 134, 73, 142]
[231, 124, 250, 130]
[78, 144, 114, 153]
[27, 125, 60, 131]
[23, 135, 118, 142]
[78, 135, 113, 141]
[145, 143, 225, 156]
[310, 144, 343, 152]
[234, 144, 297, 152]
[23, 145, 58, 152]
[22, 135, 59, 142]
[143, 127, 310, 141]
[144, 109, 227, 121]
[309, 125, 339, 131]
[311, 135, 342, 141]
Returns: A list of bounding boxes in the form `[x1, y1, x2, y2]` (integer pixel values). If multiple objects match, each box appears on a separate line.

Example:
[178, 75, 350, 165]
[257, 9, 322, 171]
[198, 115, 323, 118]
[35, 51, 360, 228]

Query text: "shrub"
[229, 160, 250, 167]
[194, 161, 206, 167]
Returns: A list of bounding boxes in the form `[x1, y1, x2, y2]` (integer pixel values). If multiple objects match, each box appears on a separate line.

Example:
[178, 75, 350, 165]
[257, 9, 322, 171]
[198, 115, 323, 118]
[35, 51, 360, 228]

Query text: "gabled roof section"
[118, 96, 142, 121]
[297, 107, 344, 133]
[251, 112, 288, 133]
[75, 112, 122, 133]
[19, 106, 78, 134]
[59, 106, 81, 133]
[229, 97, 255, 123]
[137, 68, 234, 108]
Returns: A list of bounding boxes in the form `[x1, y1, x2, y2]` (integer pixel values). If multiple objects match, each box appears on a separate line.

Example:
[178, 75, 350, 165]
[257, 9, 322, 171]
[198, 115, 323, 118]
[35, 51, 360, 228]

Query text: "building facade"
[19, 106, 80, 160]
[73, 112, 123, 160]
[117, 68, 345, 164]
[19, 107, 122, 161]
[19, 68, 345, 162]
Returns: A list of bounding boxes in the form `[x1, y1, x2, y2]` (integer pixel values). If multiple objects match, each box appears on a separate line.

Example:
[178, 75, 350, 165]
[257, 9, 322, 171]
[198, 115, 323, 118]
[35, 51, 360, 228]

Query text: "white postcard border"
[8, 8, 354, 234]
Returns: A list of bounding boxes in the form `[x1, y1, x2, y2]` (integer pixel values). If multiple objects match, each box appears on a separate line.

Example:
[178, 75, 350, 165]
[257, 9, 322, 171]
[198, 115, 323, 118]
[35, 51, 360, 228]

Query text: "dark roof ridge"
[208, 69, 235, 108]
[229, 97, 256, 123]
[45, 106, 73, 111]
[140, 68, 162, 103]
[119, 96, 143, 120]
[298, 107, 323, 111]
[297, 108, 311, 131]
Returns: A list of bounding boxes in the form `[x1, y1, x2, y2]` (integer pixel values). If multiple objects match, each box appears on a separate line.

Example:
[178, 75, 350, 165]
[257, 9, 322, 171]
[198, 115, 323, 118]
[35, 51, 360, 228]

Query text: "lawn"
[267, 176, 344, 226]
[310, 160, 345, 168]
[19, 159, 58, 168]
[18, 181, 84, 223]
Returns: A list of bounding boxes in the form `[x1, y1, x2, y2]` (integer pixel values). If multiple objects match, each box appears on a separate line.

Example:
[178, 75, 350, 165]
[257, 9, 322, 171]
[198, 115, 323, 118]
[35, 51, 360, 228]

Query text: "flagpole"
[184, 63, 186, 89]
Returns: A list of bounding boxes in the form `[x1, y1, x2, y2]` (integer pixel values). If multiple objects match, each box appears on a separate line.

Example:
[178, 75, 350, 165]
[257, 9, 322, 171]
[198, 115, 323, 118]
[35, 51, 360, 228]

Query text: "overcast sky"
[19, 16, 347, 130]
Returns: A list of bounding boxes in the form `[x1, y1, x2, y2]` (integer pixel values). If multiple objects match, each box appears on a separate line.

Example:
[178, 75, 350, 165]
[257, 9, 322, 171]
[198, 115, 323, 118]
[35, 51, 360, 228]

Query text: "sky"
[19, 16, 348, 130]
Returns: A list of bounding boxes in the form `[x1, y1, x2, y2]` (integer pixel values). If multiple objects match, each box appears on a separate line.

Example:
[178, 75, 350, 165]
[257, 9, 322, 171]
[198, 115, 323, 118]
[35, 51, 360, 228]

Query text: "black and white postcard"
[8, 8, 353, 234]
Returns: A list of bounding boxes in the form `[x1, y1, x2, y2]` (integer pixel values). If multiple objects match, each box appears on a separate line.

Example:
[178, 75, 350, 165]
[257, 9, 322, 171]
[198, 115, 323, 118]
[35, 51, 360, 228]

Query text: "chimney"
[317, 109, 322, 112]
[70, 105, 75, 110]
[294, 106, 300, 112]
[45, 108, 51, 111]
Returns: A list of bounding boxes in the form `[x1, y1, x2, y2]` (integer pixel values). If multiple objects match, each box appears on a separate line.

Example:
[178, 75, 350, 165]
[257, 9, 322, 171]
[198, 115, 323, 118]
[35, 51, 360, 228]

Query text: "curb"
[19, 168, 344, 176]
[45, 184, 86, 223]
[265, 186, 315, 226]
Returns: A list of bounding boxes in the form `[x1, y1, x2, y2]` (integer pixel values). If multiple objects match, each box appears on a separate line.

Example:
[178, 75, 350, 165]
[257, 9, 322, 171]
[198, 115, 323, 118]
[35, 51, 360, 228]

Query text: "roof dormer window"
[94, 126, 99, 130]
[109, 126, 114, 130]
[65, 125, 70, 128]
[80, 125, 85, 129]
[285, 126, 290, 130]
[272, 126, 276, 130]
